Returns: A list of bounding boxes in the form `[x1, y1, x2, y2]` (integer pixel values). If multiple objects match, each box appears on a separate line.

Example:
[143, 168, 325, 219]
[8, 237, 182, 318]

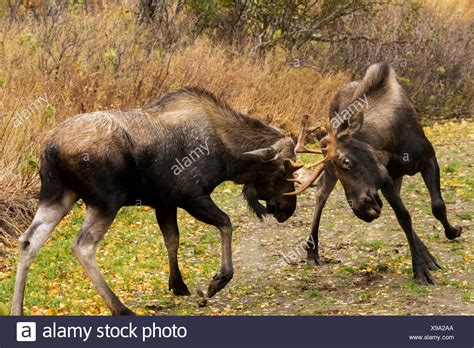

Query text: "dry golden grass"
[1, 0, 470, 242]
[0, 9, 347, 241]
[0, 13, 347, 169]
[422, 0, 473, 20]
[167, 42, 348, 131]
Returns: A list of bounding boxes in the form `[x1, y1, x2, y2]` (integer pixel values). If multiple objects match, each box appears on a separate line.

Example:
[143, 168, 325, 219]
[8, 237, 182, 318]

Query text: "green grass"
[359, 240, 385, 252]
[0, 183, 241, 315]
[406, 281, 429, 295]
[307, 290, 322, 299]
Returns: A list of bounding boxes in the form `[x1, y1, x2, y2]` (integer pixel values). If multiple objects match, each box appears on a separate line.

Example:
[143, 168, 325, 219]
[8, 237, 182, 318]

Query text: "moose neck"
[210, 112, 284, 183]
[222, 137, 288, 185]
[225, 156, 263, 184]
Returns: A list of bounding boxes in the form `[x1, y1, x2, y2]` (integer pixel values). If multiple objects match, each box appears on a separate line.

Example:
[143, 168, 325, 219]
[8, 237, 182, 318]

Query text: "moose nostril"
[364, 196, 373, 205]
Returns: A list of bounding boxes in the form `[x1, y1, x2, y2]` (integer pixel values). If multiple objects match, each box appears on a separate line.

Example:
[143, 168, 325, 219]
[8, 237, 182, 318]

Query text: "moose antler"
[285, 115, 337, 196]
[294, 115, 322, 154]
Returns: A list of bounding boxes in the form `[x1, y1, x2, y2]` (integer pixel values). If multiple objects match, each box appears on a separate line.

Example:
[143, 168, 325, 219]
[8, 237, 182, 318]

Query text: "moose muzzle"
[352, 193, 383, 222]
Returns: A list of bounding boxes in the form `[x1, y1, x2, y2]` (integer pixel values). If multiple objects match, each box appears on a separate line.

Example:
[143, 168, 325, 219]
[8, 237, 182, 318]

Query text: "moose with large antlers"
[11, 87, 303, 315]
[288, 62, 462, 285]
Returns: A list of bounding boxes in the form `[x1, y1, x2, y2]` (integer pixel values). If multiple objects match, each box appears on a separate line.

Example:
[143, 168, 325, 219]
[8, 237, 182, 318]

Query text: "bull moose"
[288, 62, 462, 285]
[11, 87, 302, 315]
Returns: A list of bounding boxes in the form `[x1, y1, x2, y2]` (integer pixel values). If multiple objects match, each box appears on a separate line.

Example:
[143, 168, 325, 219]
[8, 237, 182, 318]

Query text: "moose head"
[241, 137, 302, 223]
[286, 114, 390, 222]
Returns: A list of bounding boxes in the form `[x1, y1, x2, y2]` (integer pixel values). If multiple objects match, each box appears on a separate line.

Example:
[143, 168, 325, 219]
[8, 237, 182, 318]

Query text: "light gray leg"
[71, 205, 134, 315]
[11, 192, 77, 315]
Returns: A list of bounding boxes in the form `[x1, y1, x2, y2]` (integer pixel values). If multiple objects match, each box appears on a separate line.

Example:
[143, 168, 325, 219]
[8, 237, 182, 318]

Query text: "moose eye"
[341, 158, 351, 169]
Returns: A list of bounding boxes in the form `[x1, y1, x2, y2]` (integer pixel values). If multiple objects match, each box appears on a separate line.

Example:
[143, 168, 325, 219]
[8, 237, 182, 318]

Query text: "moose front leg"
[307, 172, 337, 265]
[184, 196, 234, 298]
[421, 157, 462, 240]
[382, 182, 435, 285]
[155, 207, 190, 296]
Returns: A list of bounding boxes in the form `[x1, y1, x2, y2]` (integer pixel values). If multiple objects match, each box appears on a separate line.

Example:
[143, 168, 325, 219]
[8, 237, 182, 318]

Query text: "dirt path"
[225, 185, 472, 315]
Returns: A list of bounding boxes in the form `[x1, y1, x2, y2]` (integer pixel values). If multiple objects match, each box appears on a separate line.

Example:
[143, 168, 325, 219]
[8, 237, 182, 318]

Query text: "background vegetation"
[0, 0, 472, 315]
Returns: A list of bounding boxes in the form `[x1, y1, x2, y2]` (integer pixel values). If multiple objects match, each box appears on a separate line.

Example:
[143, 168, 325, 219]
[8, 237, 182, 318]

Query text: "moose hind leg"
[382, 183, 435, 285]
[393, 177, 441, 271]
[71, 205, 134, 315]
[11, 192, 77, 315]
[155, 207, 190, 296]
[413, 233, 442, 271]
[421, 157, 462, 240]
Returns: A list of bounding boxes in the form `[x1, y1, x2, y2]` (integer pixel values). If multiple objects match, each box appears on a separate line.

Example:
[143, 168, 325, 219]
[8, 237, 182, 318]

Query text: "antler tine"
[287, 178, 302, 184]
[284, 165, 325, 196]
[307, 157, 327, 169]
[285, 121, 338, 196]
[295, 115, 322, 154]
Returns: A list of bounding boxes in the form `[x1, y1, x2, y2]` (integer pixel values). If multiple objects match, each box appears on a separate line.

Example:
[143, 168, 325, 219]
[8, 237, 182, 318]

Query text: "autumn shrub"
[295, 0, 473, 118]
[183, 0, 472, 117]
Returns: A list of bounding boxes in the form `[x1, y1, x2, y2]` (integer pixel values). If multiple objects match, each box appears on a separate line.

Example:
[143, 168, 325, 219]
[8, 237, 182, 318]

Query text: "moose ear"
[337, 110, 364, 139]
[242, 147, 279, 162]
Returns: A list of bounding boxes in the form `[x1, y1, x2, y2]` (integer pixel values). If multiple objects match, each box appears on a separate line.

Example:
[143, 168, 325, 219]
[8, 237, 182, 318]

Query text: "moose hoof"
[413, 264, 435, 285]
[306, 252, 323, 266]
[445, 225, 462, 240]
[113, 307, 136, 316]
[307, 257, 323, 266]
[415, 238, 442, 271]
[172, 286, 191, 296]
[207, 272, 233, 298]
[169, 278, 191, 296]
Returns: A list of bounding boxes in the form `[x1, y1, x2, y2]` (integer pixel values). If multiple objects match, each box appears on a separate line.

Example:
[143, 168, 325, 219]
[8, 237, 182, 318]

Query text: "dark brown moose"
[11, 87, 302, 315]
[287, 62, 462, 285]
